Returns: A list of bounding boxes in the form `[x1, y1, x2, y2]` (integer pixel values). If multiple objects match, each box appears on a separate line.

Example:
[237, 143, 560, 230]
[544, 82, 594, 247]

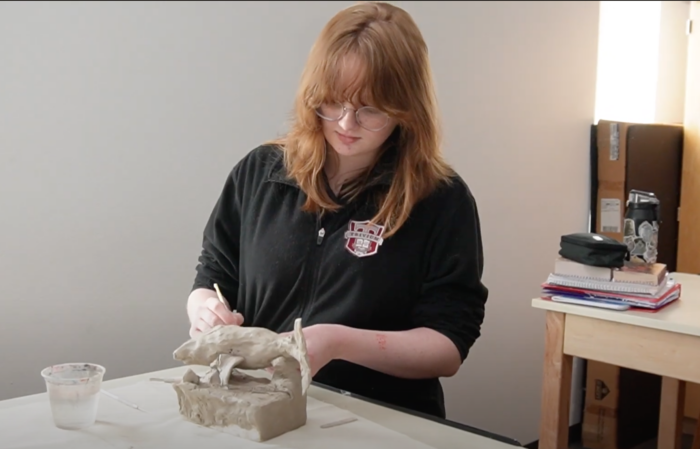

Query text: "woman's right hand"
[188, 295, 244, 339]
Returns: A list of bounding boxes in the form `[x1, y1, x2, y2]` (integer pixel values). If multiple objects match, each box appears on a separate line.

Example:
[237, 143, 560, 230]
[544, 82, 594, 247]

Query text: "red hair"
[268, 1, 453, 238]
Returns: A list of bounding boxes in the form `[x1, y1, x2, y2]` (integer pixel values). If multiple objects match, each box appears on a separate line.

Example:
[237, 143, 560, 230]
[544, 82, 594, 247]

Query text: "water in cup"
[40, 363, 106, 430]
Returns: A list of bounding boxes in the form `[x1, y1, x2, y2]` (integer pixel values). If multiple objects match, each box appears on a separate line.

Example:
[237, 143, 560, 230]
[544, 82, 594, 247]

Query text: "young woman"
[185, 1, 488, 418]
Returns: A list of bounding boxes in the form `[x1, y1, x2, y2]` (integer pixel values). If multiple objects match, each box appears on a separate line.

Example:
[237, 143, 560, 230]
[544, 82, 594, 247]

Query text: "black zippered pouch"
[559, 232, 629, 268]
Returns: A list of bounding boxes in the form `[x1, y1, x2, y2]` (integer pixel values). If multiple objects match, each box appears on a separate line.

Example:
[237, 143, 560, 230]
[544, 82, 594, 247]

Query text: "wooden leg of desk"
[691, 412, 700, 449]
[658, 376, 686, 449]
[539, 311, 573, 449]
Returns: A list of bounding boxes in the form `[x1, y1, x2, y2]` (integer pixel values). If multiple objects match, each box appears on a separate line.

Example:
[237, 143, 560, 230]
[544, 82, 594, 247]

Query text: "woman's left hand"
[281, 323, 344, 377]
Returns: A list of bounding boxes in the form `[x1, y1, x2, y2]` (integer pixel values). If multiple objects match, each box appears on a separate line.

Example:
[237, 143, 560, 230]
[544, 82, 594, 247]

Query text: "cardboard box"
[593, 120, 683, 271]
[582, 361, 662, 449]
[586, 121, 682, 447]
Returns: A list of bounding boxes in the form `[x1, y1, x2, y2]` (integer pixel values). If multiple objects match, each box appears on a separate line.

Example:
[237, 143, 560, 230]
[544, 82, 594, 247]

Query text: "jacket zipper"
[315, 212, 325, 245]
[300, 213, 326, 321]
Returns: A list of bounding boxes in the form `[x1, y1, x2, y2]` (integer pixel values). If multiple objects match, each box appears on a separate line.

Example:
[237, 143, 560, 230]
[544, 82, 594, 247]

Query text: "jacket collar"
[266, 150, 297, 186]
[266, 145, 397, 188]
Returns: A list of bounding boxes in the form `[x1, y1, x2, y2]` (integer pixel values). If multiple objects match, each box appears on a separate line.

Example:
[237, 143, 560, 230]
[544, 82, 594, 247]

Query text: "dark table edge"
[311, 381, 523, 447]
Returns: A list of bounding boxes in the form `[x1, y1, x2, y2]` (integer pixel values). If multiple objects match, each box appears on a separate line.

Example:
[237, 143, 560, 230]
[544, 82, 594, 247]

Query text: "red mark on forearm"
[375, 333, 387, 351]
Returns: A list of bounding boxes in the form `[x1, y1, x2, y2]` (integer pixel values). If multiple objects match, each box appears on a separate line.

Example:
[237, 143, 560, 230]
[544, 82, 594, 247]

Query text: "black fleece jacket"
[192, 144, 488, 418]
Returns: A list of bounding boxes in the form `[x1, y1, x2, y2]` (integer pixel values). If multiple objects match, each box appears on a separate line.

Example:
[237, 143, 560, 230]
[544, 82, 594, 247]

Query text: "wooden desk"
[532, 272, 700, 449]
[0, 366, 522, 448]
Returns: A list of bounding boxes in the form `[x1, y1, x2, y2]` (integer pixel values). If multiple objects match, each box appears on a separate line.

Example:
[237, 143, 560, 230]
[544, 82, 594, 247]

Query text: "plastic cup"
[40, 363, 106, 430]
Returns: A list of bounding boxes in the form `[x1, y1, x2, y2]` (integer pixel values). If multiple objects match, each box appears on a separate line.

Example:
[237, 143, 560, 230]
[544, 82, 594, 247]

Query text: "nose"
[338, 106, 359, 132]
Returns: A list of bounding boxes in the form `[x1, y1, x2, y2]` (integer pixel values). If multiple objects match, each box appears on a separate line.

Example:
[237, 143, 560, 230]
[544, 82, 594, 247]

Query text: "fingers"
[231, 312, 245, 326]
[189, 318, 210, 339]
[189, 297, 245, 339]
[204, 297, 240, 325]
[199, 307, 225, 329]
[196, 297, 245, 328]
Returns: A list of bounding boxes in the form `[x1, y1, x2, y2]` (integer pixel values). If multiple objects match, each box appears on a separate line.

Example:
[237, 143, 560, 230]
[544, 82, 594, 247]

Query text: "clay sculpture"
[167, 318, 311, 441]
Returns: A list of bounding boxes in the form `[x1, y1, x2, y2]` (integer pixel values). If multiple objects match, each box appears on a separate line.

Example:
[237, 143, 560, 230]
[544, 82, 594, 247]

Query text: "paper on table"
[0, 384, 272, 449]
[0, 380, 437, 449]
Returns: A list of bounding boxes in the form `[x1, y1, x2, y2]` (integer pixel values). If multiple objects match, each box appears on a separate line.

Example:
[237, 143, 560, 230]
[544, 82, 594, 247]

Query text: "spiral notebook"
[553, 257, 612, 281]
[545, 273, 672, 296]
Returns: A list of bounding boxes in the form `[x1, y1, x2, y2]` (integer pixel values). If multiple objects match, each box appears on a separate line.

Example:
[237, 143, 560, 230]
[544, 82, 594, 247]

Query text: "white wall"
[656, 1, 690, 124]
[594, 1, 689, 124]
[402, 2, 599, 443]
[0, 1, 601, 444]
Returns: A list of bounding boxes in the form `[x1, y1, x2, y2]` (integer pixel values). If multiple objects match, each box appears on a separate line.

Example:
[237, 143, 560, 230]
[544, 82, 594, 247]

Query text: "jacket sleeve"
[411, 180, 488, 362]
[191, 165, 243, 309]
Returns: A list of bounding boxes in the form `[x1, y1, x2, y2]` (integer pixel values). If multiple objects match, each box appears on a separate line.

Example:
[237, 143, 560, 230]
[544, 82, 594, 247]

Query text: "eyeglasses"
[315, 102, 390, 132]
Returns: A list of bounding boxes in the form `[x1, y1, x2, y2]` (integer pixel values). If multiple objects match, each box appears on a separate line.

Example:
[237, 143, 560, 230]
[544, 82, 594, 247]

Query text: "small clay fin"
[218, 354, 245, 386]
[292, 318, 311, 395]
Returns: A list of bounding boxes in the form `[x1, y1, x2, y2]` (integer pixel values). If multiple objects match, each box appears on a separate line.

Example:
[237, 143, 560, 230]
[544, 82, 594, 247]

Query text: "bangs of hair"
[304, 34, 413, 123]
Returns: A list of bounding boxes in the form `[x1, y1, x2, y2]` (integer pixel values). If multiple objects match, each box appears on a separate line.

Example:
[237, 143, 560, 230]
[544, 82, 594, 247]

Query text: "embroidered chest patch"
[344, 220, 385, 258]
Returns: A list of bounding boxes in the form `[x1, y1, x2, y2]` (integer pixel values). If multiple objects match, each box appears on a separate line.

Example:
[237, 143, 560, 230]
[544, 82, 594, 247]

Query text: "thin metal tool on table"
[213, 283, 237, 313]
[100, 389, 146, 412]
[320, 417, 358, 428]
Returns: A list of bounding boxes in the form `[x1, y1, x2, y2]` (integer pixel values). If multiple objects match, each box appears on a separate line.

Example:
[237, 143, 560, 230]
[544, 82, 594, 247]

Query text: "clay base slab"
[172, 370, 307, 441]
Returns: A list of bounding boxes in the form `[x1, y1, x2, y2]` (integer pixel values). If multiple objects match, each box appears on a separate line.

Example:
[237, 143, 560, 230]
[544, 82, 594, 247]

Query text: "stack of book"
[541, 257, 681, 311]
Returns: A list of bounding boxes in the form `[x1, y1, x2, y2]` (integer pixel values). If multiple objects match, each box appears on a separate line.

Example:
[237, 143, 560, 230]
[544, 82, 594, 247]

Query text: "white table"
[532, 272, 700, 449]
[0, 365, 522, 449]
